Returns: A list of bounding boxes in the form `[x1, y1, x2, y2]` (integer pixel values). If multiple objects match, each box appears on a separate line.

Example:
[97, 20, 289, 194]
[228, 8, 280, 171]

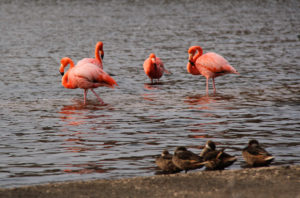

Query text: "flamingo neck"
[95, 47, 102, 65]
[187, 62, 200, 75]
[61, 58, 75, 73]
[68, 59, 75, 68]
[60, 58, 76, 89]
[193, 46, 203, 62]
[152, 59, 157, 70]
[187, 46, 202, 75]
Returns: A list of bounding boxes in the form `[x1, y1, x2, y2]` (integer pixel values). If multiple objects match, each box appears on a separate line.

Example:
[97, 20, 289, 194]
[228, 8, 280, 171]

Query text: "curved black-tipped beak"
[189, 60, 195, 66]
[101, 54, 104, 60]
[60, 71, 64, 76]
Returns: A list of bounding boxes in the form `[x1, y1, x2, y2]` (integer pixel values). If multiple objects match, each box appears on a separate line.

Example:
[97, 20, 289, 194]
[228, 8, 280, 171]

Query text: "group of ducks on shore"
[155, 139, 275, 174]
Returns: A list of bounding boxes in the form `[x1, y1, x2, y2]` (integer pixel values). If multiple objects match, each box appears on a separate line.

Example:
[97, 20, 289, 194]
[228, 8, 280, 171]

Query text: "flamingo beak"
[188, 54, 195, 66]
[189, 60, 195, 66]
[151, 58, 157, 68]
[60, 64, 64, 76]
[101, 51, 104, 60]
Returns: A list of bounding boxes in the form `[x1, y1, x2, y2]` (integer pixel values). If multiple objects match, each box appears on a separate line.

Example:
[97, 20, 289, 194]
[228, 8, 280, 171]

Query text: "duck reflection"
[64, 162, 114, 174]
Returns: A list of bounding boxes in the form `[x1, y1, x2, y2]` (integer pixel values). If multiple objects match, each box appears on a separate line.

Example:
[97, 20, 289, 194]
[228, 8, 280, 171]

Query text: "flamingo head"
[149, 53, 156, 62]
[96, 41, 104, 60]
[188, 46, 203, 66]
[59, 57, 73, 76]
[188, 46, 198, 55]
[188, 46, 197, 65]
[149, 53, 157, 67]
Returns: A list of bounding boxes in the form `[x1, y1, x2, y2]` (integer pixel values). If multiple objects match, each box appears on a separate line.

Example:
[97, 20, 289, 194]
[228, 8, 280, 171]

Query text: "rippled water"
[0, 0, 300, 187]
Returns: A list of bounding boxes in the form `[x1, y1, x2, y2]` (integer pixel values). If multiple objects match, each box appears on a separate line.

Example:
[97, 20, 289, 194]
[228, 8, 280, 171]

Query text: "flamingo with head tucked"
[143, 53, 170, 84]
[59, 57, 117, 105]
[76, 41, 104, 69]
[187, 46, 239, 95]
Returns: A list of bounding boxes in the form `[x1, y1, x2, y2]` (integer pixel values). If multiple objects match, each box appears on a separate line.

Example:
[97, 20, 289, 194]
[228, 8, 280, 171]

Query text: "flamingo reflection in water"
[184, 94, 217, 111]
[184, 94, 231, 140]
[142, 82, 165, 101]
[59, 101, 112, 126]
[58, 102, 116, 174]
[185, 94, 235, 111]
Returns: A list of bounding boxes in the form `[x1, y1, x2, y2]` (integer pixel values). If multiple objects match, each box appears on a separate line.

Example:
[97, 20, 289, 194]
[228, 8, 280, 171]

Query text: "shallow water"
[0, 0, 300, 187]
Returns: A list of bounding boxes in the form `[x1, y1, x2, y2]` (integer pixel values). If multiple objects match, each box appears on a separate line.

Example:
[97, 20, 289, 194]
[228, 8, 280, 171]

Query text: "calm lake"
[0, 0, 299, 187]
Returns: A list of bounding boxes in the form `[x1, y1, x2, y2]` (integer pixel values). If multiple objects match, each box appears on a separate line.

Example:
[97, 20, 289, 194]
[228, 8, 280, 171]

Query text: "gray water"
[0, 0, 300, 188]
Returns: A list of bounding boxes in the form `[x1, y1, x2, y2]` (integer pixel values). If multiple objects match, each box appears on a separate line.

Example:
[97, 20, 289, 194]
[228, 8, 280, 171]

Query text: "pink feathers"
[60, 42, 239, 105]
[187, 46, 239, 94]
[59, 42, 117, 105]
[143, 53, 170, 84]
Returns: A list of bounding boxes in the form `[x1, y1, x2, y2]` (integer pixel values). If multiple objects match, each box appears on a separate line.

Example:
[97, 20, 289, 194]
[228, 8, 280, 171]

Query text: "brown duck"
[242, 139, 274, 167]
[172, 146, 205, 173]
[200, 140, 237, 170]
[155, 150, 182, 173]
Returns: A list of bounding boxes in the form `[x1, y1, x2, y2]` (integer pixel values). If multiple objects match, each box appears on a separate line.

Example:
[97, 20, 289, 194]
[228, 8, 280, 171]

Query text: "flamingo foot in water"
[84, 89, 88, 105]
[212, 78, 216, 94]
[206, 78, 209, 95]
[91, 89, 104, 105]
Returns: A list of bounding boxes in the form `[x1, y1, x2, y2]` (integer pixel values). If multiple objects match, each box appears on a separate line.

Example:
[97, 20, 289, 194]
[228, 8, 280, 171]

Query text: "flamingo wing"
[196, 52, 227, 72]
[77, 58, 102, 69]
[143, 58, 152, 75]
[72, 63, 116, 89]
[157, 58, 170, 74]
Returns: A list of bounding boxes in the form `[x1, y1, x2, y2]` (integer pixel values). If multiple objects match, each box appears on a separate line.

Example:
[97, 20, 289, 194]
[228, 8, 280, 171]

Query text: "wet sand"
[0, 165, 299, 198]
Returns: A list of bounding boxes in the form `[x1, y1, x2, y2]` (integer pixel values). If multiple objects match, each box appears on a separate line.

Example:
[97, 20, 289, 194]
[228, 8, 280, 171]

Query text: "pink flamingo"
[76, 41, 104, 69]
[59, 57, 117, 105]
[187, 46, 239, 94]
[143, 53, 170, 84]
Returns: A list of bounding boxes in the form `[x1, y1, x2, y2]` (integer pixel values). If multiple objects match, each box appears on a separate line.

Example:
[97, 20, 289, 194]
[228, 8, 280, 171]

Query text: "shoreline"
[0, 165, 299, 198]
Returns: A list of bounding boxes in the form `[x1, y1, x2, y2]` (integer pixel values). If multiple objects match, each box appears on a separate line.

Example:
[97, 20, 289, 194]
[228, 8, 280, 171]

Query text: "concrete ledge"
[0, 165, 299, 198]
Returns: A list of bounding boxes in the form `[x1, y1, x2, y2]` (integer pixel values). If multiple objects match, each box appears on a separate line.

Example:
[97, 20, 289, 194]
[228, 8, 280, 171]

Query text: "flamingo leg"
[91, 89, 104, 104]
[212, 78, 216, 94]
[206, 78, 209, 95]
[83, 89, 88, 105]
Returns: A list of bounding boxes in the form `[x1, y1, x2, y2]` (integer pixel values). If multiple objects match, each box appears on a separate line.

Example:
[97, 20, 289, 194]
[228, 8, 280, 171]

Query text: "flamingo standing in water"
[76, 41, 104, 69]
[143, 53, 170, 84]
[187, 46, 239, 94]
[59, 57, 117, 105]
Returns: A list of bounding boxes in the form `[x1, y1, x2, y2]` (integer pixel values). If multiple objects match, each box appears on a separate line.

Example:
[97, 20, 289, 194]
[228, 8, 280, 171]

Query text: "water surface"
[0, 0, 299, 187]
